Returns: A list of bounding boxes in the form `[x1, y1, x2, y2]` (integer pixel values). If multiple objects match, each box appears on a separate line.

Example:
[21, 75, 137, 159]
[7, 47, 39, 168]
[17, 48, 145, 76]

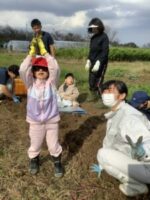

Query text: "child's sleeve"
[74, 87, 80, 99]
[64, 87, 79, 101]
[147, 101, 150, 109]
[58, 84, 66, 98]
[70, 87, 79, 101]
[19, 55, 33, 88]
[45, 54, 60, 87]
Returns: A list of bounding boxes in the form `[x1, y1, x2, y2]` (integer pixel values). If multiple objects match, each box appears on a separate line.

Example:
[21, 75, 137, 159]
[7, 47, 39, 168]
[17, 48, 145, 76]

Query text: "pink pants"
[28, 122, 62, 159]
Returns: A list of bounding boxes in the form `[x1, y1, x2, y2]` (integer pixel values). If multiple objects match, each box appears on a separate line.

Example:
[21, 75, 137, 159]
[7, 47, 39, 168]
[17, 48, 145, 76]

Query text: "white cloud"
[0, 0, 150, 45]
[116, 0, 148, 4]
[0, 11, 27, 27]
[115, 10, 136, 17]
[61, 11, 87, 29]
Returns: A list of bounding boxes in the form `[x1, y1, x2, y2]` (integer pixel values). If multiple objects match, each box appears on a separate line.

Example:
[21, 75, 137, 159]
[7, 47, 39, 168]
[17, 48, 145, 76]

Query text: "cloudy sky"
[0, 0, 150, 46]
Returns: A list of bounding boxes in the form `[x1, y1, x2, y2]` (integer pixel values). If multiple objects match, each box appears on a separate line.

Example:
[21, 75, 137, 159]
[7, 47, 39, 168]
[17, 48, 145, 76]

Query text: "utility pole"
[25, 22, 28, 40]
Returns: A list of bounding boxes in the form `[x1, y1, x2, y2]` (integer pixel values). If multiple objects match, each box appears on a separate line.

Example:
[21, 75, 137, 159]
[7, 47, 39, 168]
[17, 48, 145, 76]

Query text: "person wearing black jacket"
[85, 18, 109, 101]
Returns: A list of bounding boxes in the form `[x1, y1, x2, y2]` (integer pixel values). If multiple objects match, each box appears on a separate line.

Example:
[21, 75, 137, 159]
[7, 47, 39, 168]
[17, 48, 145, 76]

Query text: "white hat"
[88, 24, 98, 28]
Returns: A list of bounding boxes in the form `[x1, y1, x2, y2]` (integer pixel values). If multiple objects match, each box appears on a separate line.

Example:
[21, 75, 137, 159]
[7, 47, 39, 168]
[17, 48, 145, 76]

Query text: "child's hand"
[60, 93, 66, 99]
[12, 95, 21, 104]
[62, 95, 68, 100]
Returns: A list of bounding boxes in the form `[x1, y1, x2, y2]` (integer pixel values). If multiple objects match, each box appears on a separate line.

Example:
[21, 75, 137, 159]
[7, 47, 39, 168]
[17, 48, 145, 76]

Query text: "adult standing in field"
[85, 18, 109, 102]
[31, 19, 55, 57]
[96, 80, 150, 197]
[0, 65, 20, 103]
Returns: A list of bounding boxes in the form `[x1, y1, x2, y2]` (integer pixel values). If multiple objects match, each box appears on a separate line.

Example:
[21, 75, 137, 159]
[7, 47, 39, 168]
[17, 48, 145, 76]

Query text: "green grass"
[0, 51, 25, 66]
[0, 52, 150, 98]
[0, 52, 150, 200]
[59, 59, 150, 99]
[56, 47, 150, 61]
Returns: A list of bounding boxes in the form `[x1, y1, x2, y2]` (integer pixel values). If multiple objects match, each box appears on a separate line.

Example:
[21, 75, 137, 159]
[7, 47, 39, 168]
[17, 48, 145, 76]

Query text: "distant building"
[6, 40, 88, 52]
[7, 40, 30, 52]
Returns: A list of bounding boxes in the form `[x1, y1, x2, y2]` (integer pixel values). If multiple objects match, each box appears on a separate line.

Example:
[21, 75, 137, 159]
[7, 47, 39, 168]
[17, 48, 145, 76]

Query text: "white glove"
[85, 59, 91, 71]
[92, 60, 100, 72]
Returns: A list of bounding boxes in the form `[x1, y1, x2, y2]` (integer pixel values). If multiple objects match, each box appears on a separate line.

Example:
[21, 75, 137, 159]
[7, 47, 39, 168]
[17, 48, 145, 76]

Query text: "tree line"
[1, 25, 149, 48]
[0, 25, 86, 45]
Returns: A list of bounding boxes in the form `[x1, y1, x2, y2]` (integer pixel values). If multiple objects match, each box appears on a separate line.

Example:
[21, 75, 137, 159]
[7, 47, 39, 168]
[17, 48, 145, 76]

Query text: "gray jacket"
[103, 101, 150, 159]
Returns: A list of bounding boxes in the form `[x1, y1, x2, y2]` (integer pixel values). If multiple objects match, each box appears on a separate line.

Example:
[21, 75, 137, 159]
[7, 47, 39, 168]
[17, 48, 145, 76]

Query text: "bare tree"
[0, 25, 32, 42]
[52, 31, 85, 41]
[105, 26, 119, 44]
[143, 43, 150, 48]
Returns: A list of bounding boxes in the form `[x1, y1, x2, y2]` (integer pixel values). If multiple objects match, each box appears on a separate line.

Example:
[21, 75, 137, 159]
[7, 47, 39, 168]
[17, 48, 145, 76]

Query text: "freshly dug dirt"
[0, 98, 149, 200]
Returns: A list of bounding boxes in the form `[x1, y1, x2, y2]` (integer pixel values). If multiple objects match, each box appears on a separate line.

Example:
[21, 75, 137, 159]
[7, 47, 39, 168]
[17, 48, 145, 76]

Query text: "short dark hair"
[8, 65, 19, 76]
[65, 73, 74, 79]
[31, 19, 41, 27]
[88, 18, 105, 34]
[101, 80, 128, 97]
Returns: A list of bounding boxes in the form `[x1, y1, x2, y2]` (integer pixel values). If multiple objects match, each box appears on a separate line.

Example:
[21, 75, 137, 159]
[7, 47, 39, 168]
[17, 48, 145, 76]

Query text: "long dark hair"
[8, 65, 19, 76]
[88, 18, 105, 34]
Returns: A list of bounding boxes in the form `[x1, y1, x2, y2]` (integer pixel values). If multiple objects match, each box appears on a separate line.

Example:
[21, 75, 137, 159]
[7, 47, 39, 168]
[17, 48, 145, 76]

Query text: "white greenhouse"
[7, 40, 30, 52]
[6, 40, 88, 52]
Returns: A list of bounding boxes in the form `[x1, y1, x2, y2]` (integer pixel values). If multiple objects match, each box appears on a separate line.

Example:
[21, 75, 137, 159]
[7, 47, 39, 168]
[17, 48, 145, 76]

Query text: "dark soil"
[0, 98, 149, 200]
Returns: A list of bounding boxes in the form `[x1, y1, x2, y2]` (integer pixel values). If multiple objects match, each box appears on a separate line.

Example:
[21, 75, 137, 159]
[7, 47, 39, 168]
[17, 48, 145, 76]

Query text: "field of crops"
[55, 47, 150, 61]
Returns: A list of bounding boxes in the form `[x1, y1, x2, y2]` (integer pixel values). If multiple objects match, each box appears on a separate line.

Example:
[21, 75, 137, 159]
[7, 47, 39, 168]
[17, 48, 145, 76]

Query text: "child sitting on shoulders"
[57, 73, 79, 107]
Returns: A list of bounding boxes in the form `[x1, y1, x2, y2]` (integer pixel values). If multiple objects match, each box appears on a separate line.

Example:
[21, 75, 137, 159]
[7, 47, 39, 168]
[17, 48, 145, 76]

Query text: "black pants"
[89, 64, 107, 91]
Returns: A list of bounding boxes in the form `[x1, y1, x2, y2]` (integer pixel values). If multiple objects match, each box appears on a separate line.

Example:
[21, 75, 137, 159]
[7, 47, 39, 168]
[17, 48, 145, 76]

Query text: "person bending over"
[0, 65, 20, 103]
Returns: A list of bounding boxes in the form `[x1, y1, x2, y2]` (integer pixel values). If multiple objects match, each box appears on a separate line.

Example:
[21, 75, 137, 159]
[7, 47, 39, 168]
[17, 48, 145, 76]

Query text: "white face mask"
[102, 93, 118, 107]
[88, 33, 95, 38]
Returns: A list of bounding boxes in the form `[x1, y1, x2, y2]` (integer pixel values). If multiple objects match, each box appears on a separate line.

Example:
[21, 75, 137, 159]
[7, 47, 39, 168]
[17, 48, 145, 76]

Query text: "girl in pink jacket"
[19, 53, 63, 177]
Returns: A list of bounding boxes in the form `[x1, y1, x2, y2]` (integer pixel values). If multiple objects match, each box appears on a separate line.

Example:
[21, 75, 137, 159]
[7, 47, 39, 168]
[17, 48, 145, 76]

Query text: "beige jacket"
[58, 83, 79, 105]
[147, 101, 150, 109]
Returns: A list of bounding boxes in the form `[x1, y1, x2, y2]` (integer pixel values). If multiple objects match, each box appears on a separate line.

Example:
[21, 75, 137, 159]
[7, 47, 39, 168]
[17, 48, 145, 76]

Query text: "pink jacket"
[19, 54, 60, 124]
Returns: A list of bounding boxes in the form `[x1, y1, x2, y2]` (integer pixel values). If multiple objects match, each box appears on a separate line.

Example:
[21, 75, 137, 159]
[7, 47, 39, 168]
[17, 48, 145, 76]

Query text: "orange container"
[14, 78, 27, 95]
